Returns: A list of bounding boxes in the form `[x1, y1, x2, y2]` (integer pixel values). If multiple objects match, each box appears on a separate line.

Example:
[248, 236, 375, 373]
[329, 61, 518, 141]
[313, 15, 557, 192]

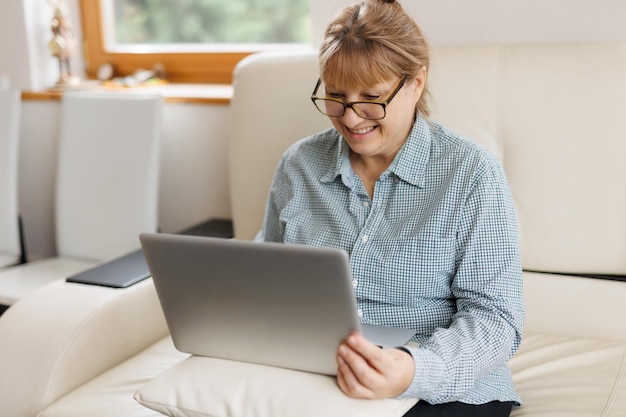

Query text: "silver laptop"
[139, 232, 416, 375]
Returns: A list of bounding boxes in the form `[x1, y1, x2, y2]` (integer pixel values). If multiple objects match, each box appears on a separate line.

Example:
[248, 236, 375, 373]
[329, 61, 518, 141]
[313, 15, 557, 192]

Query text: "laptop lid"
[140, 232, 415, 375]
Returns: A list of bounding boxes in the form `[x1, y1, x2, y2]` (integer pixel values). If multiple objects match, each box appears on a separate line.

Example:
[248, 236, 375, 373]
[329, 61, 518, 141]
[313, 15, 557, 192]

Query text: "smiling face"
[322, 67, 426, 162]
[317, 0, 431, 168]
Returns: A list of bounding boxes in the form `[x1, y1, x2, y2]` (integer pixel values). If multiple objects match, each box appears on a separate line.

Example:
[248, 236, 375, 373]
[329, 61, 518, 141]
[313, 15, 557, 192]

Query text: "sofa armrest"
[0, 278, 168, 417]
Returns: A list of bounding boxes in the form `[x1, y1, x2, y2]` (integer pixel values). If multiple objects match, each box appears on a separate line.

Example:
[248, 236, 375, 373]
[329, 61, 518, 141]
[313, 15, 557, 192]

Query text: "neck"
[350, 152, 394, 199]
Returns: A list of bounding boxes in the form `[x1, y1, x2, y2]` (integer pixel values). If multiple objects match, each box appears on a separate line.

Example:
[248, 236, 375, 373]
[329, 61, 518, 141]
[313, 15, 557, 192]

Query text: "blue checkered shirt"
[258, 116, 524, 405]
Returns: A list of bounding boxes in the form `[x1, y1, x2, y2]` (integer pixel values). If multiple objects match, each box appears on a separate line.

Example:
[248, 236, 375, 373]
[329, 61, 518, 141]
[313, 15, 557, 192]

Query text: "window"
[80, 0, 311, 84]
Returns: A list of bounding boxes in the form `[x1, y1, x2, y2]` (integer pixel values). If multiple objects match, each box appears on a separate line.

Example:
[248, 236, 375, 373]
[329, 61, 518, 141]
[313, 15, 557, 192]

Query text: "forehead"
[320, 50, 397, 90]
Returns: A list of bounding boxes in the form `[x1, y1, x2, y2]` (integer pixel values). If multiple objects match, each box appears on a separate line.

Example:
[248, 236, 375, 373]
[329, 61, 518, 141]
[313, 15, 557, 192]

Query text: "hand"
[336, 332, 415, 399]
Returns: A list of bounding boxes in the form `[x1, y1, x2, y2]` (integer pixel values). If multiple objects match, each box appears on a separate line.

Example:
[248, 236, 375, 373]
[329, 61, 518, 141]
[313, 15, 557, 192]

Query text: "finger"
[337, 331, 416, 399]
[338, 343, 385, 394]
[336, 353, 375, 399]
[345, 333, 386, 372]
[339, 340, 373, 369]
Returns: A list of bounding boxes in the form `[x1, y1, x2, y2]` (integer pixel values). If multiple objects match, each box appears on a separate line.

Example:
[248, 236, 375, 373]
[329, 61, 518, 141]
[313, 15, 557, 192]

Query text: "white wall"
[158, 103, 231, 234]
[0, 1, 31, 90]
[311, 0, 626, 47]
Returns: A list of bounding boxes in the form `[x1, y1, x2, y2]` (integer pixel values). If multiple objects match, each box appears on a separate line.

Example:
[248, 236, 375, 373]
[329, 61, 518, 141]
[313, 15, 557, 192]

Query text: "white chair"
[0, 92, 163, 306]
[0, 90, 22, 269]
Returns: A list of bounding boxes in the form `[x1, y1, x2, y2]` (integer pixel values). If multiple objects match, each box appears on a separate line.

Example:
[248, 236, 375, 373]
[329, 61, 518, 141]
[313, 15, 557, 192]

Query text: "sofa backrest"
[229, 44, 626, 276]
[229, 49, 331, 241]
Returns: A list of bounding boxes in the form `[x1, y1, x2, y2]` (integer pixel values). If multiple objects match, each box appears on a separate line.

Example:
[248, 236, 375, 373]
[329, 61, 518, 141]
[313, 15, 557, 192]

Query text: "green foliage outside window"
[113, 0, 311, 44]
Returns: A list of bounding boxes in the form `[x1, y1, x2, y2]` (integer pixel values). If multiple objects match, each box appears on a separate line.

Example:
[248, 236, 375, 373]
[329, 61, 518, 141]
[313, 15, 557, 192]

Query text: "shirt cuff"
[394, 345, 446, 400]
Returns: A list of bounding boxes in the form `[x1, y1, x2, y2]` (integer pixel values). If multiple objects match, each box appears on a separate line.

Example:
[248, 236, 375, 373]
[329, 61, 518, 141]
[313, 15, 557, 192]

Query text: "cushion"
[134, 355, 418, 417]
[39, 337, 187, 417]
[510, 332, 626, 416]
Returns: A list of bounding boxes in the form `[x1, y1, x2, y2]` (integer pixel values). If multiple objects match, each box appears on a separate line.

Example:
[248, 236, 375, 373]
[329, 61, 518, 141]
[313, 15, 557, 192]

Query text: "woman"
[257, 0, 524, 415]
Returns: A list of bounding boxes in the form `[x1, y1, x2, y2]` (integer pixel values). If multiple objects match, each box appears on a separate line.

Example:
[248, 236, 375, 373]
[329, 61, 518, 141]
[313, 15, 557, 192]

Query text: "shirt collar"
[392, 115, 431, 188]
[320, 134, 346, 184]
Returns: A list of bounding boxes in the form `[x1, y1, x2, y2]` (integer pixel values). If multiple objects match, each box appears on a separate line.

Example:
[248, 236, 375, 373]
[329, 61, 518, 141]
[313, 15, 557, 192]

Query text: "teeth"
[350, 126, 375, 135]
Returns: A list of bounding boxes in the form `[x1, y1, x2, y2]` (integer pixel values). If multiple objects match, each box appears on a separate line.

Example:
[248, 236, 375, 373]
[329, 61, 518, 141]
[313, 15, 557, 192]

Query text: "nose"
[339, 105, 365, 125]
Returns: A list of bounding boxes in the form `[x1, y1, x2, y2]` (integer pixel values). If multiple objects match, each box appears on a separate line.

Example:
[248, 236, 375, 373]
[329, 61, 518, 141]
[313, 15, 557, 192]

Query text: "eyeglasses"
[311, 75, 407, 120]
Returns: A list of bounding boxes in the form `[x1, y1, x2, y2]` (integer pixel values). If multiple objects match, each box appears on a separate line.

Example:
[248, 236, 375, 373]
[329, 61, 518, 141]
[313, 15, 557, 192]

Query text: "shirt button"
[362, 201, 369, 208]
[357, 309, 363, 317]
[352, 279, 358, 287]
[361, 235, 368, 243]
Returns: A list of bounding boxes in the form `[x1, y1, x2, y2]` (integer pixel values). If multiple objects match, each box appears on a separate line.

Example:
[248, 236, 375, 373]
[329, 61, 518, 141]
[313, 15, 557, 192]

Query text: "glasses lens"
[352, 103, 386, 120]
[314, 100, 386, 120]
[315, 99, 345, 117]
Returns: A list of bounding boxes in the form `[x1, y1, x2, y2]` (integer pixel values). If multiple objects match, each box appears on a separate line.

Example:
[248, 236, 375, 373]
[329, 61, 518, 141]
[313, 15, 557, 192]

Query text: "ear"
[410, 66, 427, 100]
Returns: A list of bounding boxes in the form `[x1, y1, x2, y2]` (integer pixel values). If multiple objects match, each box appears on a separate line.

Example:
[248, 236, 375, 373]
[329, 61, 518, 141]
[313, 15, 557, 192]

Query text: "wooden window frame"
[79, 0, 254, 84]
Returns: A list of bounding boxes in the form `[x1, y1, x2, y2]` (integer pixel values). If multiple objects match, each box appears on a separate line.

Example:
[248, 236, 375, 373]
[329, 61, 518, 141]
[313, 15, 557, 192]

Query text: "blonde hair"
[319, 0, 430, 116]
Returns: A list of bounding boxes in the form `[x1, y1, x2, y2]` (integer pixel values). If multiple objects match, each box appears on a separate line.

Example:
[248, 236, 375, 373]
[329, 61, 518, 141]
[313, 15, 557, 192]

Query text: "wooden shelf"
[22, 82, 233, 105]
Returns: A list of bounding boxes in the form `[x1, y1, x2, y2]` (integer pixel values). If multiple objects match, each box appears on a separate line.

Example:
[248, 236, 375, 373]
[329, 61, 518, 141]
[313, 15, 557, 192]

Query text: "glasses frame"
[310, 75, 407, 120]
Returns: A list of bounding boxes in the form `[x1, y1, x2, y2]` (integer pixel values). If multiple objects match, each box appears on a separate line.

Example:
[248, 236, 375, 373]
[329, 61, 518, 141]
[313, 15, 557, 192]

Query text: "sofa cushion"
[510, 332, 626, 416]
[134, 355, 418, 417]
[131, 331, 626, 417]
[39, 337, 187, 417]
[33, 325, 626, 417]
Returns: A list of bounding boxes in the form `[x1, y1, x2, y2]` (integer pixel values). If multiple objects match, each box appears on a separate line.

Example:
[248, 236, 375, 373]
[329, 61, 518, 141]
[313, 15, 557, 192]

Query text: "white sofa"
[1, 43, 626, 417]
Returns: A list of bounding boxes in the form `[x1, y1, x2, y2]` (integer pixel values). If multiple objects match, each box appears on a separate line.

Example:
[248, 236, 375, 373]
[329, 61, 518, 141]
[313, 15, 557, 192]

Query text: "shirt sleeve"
[397, 159, 525, 403]
[257, 156, 290, 243]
